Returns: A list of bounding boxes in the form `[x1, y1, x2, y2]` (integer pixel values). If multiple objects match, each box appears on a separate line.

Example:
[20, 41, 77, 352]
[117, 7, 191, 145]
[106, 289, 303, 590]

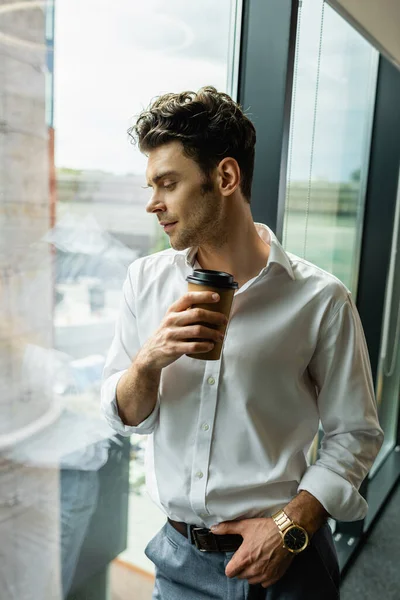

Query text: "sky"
[53, 0, 232, 175]
[53, 0, 378, 183]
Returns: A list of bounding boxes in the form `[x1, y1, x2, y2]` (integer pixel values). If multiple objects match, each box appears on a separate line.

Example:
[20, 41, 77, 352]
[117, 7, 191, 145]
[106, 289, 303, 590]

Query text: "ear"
[217, 157, 241, 197]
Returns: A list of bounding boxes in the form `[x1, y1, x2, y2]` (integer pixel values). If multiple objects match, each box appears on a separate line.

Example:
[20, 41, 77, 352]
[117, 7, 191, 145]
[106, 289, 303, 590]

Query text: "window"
[0, 1, 239, 599]
[55, 0, 238, 590]
[282, 0, 378, 295]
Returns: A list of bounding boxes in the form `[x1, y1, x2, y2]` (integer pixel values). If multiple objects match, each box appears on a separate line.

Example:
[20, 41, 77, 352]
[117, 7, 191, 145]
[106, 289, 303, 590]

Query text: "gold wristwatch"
[271, 509, 310, 554]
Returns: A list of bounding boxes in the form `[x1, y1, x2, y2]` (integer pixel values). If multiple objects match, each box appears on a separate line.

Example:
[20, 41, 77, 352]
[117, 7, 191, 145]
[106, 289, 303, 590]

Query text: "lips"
[161, 221, 177, 231]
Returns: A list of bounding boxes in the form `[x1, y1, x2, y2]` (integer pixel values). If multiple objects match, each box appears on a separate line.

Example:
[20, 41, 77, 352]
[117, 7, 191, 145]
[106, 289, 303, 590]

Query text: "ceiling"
[327, 0, 400, 70]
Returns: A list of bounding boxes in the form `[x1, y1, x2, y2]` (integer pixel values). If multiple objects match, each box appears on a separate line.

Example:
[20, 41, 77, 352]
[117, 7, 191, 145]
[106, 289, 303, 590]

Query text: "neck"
[195, 211, 270, 288]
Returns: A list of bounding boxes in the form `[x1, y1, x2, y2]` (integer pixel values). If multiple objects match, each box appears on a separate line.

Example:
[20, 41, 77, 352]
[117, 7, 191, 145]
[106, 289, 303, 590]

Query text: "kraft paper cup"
[186, 270, 238, 360]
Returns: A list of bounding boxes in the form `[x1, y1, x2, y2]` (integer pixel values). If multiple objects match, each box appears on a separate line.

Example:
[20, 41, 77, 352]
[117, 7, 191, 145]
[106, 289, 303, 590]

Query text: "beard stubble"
[170, 177, 229, 251]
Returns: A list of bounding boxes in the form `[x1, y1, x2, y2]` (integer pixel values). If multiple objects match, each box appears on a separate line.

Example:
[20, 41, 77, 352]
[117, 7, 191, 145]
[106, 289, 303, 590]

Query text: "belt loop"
[187, 523, 193, 543]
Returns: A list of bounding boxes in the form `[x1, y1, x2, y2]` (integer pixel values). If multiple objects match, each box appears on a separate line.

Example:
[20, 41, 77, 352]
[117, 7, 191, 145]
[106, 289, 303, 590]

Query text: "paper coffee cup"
[186, 269, 238, 360]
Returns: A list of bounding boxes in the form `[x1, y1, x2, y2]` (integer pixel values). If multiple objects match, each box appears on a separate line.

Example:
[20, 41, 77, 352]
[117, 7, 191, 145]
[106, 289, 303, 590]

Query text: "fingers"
[228, 550, 294, 586]
[169, 291, 220, 313]
[180, 325, 226, 344]
[225, 556, 247, 579]
[173, 340, 216, 354]
[164, 308, 228, 334]
[175, 309, 228, 330]
[145, 291, 229, 369]
[162, 324, 224, 346]
[166, 292, 229, 333]
[211, 520, 243, 535]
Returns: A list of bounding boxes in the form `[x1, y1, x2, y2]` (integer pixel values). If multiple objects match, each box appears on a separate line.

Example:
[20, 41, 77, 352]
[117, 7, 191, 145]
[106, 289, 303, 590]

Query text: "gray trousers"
[145, 520, 340, 599]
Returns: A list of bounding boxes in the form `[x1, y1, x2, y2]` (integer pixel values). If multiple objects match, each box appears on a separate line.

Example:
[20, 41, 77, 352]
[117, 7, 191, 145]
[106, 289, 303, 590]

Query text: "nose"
[145, 192, 166, 214]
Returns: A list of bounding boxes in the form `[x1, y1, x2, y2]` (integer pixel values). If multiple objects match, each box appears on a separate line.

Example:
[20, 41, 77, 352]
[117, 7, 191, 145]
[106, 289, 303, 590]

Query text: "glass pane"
[0, 0, 236, 598]
[370, 171, 400, 476]
[282, 0, 378, 294]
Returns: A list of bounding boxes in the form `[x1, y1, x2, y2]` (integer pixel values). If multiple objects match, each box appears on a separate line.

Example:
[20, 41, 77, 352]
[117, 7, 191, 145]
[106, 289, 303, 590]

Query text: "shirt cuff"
[297, 464, 368, 522]
[101, 371, 160, 435]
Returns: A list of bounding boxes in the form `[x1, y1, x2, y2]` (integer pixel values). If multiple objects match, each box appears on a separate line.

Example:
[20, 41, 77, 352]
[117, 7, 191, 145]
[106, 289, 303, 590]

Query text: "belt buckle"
[191, 527, 218, 552]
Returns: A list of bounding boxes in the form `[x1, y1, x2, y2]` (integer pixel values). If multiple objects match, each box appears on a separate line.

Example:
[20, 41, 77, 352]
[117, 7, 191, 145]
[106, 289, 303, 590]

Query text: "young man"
[101, 86, 384, 599]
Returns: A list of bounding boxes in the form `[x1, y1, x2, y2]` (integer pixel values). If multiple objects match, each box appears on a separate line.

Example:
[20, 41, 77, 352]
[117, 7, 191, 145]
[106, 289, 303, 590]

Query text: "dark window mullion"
[237, 0, 299, 237]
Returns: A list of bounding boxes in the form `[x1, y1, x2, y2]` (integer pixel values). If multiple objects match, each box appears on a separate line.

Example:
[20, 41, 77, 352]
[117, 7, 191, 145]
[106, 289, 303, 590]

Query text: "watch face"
[283, 527, 308, 552]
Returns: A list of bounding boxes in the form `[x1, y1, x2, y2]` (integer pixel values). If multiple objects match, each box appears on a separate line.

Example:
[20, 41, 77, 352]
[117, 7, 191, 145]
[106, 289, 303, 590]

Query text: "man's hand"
[211, 518, 294, 588]
[137, 291, 228, 371]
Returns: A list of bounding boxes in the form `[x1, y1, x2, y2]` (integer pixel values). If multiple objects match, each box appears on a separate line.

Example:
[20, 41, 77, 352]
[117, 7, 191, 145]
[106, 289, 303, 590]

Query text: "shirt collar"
[255, 223, 295, 280]
[179, 222, 295, 280]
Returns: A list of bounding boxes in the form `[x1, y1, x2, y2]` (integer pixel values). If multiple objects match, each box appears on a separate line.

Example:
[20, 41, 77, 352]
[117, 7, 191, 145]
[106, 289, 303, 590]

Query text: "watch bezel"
[282, 524, 309, 554]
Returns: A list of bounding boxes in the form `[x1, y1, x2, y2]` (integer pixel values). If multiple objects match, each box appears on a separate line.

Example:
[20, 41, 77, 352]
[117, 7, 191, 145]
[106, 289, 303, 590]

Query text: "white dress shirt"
[101, 223, 384, 526]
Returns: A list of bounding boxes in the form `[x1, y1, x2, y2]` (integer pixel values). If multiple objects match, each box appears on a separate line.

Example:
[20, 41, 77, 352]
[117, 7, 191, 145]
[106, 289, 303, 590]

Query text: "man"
[101, 86, 384, 599]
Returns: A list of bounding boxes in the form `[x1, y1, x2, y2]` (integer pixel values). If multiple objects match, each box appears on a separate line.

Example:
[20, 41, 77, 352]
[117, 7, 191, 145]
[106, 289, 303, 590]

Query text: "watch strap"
[271, 509, 293, 534]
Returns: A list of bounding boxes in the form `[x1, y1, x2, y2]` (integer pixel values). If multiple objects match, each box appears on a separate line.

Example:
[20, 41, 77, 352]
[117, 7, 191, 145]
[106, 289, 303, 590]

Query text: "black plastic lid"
[186, 269, 238, 289]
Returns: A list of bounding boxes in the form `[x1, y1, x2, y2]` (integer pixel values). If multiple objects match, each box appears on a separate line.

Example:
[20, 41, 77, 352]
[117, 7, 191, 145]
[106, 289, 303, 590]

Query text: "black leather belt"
[168, 518, 243, 552]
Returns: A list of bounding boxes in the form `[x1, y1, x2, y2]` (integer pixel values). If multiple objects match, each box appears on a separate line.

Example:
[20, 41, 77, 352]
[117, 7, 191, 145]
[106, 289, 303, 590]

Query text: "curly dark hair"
[128, 86, 256, 202]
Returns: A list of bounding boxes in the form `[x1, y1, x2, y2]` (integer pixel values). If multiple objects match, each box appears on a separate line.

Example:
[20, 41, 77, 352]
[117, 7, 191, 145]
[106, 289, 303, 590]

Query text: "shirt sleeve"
[298, 293, 384, 521]
[100, 264, 160, 436]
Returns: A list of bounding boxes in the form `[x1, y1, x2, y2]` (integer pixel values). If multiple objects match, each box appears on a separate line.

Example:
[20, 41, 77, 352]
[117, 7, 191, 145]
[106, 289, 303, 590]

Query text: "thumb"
[211, 520, 243, 535]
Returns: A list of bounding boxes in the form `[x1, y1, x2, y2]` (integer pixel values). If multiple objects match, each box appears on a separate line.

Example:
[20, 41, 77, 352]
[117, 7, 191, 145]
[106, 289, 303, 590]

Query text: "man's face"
[145, 141, 226, 251]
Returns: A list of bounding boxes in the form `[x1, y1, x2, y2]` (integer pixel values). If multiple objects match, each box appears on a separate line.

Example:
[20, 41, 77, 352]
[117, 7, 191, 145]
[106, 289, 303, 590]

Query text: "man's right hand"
[137, 291, 229, 371]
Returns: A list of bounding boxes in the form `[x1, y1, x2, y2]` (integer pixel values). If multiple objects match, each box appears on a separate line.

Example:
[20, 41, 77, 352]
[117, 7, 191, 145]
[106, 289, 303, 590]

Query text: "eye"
[164, 182, 176, 191]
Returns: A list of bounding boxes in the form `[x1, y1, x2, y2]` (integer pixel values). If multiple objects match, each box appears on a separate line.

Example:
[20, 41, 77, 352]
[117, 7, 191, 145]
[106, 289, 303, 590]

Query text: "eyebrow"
[146, 170, 180, 187]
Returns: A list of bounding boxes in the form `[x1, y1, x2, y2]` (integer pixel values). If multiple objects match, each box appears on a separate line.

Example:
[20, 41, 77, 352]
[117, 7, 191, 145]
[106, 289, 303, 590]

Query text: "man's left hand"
[211, 518, 294, 588]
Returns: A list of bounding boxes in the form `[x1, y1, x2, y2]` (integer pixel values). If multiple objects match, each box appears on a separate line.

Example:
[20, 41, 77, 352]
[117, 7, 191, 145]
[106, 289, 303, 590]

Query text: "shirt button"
[207, 377, 215, 385]
[196, 471, 203, 479]
[202, 423, 209, 431]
